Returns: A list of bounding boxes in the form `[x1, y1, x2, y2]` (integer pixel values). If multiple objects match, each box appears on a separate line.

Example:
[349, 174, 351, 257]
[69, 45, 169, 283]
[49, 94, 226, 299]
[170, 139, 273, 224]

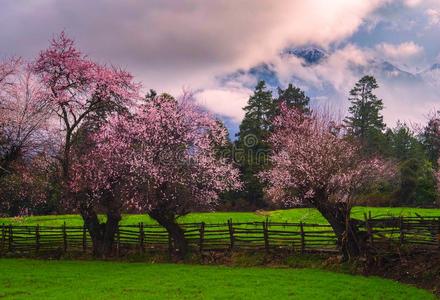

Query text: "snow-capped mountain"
[283, 47, 328, 65]
[221, 46, 440, 108]
[362, 60, 419, 83]
[236, 46, 440, 87]
[213, 46, 440, 137]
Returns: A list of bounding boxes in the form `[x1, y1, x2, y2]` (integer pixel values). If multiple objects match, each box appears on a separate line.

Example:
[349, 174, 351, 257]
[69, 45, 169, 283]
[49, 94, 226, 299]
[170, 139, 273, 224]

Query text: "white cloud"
[0, 0, 391, 122]
[266, 41, 439, 127]
[404, 0, 423, 7]
[377, 81, 440, 126]
[272, 44, 372, 92]
[403, 0, 440, 8]
[426, 8, 440, 26]
[314, 45, 372, 91]
[12, 0, 437, 129]
[375, 42, 424, 61]
[195, 88, 251, 122]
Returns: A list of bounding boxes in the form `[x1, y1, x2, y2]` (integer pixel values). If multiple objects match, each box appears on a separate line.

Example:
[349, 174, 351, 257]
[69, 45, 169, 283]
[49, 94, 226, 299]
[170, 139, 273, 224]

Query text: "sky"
[1, 0, 440, 131]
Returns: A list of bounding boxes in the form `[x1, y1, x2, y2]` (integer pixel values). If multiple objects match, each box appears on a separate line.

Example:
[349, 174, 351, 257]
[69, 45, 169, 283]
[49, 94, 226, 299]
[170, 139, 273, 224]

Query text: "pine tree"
[385, 122, 437, 206]
[238, 81, 276, 139]
[235, 80, 276, 208]
[421, 115, 440, 166]
[276, 83, 310, 113]
[344, 75, 386, 154]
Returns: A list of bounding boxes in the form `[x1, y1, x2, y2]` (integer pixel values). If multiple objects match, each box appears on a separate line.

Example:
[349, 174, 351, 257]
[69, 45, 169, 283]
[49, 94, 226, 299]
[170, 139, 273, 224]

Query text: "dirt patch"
[362, 252, 440, 297]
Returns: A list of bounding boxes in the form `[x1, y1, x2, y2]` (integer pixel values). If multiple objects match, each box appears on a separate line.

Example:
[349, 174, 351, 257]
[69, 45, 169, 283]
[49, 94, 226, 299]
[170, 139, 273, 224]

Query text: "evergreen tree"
[276, 83, 310, 113]
[387, 122, 424, 160]
[238, 81, 276, 139]
[235, 81, 276, 208]
[344, 75, 386, 154]
[421, 115, 440, 166]
[386, 122, 437, 206]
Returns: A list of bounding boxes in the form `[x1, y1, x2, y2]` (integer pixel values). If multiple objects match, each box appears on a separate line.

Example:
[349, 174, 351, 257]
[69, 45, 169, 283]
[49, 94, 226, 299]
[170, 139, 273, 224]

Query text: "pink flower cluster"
[71, 94, 241, 214]
[261, 106, 394, 206]
[32, 31, 140, 132]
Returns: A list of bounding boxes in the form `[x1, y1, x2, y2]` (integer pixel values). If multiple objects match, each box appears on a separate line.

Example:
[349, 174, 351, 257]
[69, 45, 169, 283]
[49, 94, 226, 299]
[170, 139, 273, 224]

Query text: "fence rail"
[0, 215, 439, 257]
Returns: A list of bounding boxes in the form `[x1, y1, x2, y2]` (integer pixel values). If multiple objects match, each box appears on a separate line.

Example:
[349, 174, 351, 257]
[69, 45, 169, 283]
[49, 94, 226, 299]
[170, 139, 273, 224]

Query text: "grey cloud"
[0, 0, 393, 119]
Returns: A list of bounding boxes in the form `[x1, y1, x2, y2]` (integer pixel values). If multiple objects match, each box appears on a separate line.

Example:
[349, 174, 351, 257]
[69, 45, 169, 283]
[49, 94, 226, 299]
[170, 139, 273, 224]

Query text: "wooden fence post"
[227, 219, 234, 251]
[263, 219, 269, 253]
[199, 222, 205, 253]
[299, 222, 305, 254]
[437, 217, 440, 250]
[62, 222, 67, 253]
[139, 222, 145, 254]
[167, 232, 172, 259]
[82, 224, 87, 253]
[399, 216, 404, 247]
[35, 225, 40, 254]
[364, 213, 374, 248]
[8, 225, 13, 253]
[116, 226, 120, 257]
[0, 224, 5, 255]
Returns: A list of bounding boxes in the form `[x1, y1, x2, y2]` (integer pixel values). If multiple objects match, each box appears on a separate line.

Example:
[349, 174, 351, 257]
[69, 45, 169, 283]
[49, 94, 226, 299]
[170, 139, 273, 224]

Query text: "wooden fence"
[363, 214, 440, 254]
[0, 215, 439, 257]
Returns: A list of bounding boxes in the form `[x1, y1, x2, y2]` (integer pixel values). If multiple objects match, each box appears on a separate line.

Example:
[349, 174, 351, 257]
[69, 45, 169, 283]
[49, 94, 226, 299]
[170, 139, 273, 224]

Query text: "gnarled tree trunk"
[313, 194, 363, 261]
[79, 192, 121, 258]
[149, 208, 187, 259]
[81, 209, 121, 258]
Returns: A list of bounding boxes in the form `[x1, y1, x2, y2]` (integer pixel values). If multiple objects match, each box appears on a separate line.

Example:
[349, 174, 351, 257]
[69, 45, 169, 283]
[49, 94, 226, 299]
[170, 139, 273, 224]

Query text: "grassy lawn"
[1, 206, 439, 226]
[0, 259, 434, 299]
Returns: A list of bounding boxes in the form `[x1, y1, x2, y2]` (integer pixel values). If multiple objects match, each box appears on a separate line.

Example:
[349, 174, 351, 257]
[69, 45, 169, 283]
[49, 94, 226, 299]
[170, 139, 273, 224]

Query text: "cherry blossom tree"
[31, 32, 140, 256]
[72, 94, 241, 257]
[32, 32, 140, 181]
[0, 59, 56, 216]
[261, 106, 394, 260]
[0, 61, 52, 177]
[0, 152, 56, 217]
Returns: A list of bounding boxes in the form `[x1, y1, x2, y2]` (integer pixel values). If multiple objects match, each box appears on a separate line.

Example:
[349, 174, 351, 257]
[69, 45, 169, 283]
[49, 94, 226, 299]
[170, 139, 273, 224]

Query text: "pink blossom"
[261, 105, 395, 207]
[71, 93, 241, 214]
[32, 32, 140, 179]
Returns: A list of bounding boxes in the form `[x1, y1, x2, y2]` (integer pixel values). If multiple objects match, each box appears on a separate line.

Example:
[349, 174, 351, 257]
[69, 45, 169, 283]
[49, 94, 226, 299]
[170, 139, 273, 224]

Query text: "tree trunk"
[314, 199, 363, 261]
[79, 191, 121, 258]
[149, 209, 187, 259]
[81, 208, 121, 258]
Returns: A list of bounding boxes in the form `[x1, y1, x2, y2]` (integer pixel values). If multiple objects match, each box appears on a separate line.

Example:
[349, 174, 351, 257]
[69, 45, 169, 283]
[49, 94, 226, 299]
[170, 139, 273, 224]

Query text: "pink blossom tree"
[72, 94, 241, 257]
[0, 60, 52, 175]
[32, 32, 140, 181]
[0, 152, 55, 217]
[31, 32, 140, 256]
[261, 106, 394, 260]
[0, 59, 55, 216]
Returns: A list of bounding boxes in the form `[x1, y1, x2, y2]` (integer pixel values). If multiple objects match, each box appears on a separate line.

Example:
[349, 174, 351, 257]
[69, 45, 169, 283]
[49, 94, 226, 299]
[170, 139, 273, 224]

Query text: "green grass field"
[0, 259, 434, 299]
[1, 206, 439, 226]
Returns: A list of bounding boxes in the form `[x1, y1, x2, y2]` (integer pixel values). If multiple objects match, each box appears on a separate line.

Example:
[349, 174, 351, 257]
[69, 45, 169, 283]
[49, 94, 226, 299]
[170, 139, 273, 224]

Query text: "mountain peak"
[284, 47, 328, 65]
[429, 63, 440, 71]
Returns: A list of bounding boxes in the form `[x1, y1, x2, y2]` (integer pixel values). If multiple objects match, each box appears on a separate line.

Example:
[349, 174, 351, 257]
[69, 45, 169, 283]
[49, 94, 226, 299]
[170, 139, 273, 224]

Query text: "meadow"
[0, 259, 435, 299]
[1, 206, 439, 226]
